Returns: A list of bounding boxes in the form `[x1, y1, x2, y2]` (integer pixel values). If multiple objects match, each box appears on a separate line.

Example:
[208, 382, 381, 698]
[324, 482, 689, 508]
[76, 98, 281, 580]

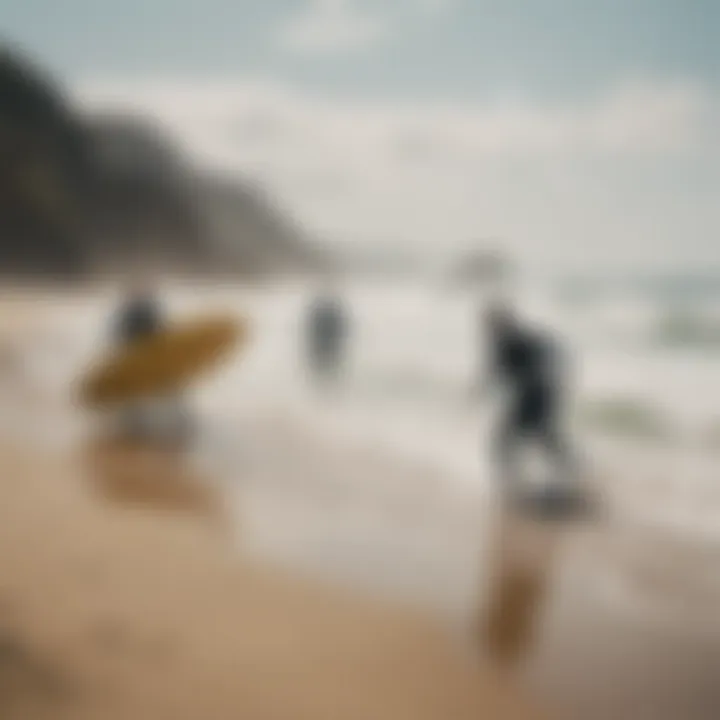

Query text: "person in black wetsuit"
[111, 277, 193, 443]
[305, 286, 348, 387]
[477, 302, 577, 497]
[113, 281, 164, 346]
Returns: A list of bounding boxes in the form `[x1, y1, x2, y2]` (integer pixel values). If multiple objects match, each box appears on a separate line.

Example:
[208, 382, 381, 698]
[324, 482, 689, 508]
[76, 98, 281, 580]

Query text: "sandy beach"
[0, 439, 543, 720]
[0, 288, 719, 719]
[3, 4, 720, 715]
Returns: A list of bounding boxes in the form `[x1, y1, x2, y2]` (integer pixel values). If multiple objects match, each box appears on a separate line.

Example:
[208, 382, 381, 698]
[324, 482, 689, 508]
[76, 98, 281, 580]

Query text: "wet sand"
[1, 294, 719, 719]
[481, 510, 720, 720]
[2, 426, 715, 720]
[210, 418, 720, 720]
[0, 441, 542, 719]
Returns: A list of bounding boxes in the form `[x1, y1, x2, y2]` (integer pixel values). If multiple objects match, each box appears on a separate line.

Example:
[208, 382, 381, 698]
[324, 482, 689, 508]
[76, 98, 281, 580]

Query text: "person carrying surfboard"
[113, 276, 165, 345]
[476, 301, 580, 508]
[110, 275, 194, 444]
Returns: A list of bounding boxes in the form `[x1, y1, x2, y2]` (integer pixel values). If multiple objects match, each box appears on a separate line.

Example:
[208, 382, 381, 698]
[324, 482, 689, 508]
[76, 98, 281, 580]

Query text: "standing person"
[111, 273, 193, 444]
[305, 281, 349, 388]
[475, 301, 580, 509]
[113, 274, 164, 346]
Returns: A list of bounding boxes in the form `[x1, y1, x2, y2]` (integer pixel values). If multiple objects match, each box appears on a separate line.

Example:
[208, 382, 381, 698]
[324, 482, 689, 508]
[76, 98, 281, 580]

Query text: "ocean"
[5, 276, 720, 547]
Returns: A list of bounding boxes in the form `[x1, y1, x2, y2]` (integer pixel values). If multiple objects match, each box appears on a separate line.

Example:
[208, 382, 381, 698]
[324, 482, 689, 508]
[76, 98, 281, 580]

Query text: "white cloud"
[276, 0, 387, 54]
[586, 79, 709, 153]
[73, 77, 720, 270]
[414, 0, 459, 16]
[76, 77, 710, 157]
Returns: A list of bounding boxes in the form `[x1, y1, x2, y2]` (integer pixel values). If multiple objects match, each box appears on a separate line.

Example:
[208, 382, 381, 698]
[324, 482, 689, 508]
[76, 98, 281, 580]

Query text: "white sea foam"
[8, 278, 720, 543]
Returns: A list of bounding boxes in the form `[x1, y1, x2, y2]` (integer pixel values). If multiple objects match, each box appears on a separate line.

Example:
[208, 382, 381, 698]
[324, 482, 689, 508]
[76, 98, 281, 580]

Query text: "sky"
[3, 0, 720, 272]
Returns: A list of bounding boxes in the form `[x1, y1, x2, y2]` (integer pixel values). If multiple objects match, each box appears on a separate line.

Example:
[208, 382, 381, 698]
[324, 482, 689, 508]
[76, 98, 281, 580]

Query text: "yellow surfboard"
[77, 314, 247, 409]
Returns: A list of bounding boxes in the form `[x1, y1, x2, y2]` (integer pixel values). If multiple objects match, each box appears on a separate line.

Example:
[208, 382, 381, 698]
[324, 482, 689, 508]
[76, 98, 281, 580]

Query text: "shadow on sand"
[79, 434, 226, 524]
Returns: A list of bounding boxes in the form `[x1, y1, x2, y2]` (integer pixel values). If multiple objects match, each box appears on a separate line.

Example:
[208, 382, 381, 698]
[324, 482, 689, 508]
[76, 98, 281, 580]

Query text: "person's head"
[484, 300, 517, 337]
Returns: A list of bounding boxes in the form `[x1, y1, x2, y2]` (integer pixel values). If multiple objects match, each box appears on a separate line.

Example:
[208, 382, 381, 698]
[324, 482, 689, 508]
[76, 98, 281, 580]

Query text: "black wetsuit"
[114, 294, 164, 345]
[489, 323, 574, 488]
[307, 296, 347, 382]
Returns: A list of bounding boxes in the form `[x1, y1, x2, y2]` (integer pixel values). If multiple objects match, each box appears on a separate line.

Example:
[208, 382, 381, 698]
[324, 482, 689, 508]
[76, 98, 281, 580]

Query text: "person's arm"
[110, 303, 132, 346]
[470, 340, 500, 402]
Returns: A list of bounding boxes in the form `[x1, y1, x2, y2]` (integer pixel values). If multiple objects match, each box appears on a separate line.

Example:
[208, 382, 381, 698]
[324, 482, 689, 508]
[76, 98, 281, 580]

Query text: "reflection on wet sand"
[80, 434, 225, 524]
[482, 510, 561, 672]
[2, 295, 719, 719]
[0, 444, 542, 720]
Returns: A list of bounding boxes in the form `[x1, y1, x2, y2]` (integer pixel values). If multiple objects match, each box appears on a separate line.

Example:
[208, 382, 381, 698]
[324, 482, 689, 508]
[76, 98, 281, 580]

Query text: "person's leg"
[119, 402, 150, 440]
[540, 420, 580, 489]
[170, 395, 195, 443]
[314, 348, 338, 390]
[520, 387, 575, 488]
[327, 346, 343, 384]
[533, 419, 597, 518]
[493, 411, 523, 496]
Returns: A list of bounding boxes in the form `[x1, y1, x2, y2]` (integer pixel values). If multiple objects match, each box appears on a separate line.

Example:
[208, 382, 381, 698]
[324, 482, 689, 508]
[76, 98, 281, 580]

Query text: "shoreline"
[1, 287, 719, 719]
[0, 441, 542, 720]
